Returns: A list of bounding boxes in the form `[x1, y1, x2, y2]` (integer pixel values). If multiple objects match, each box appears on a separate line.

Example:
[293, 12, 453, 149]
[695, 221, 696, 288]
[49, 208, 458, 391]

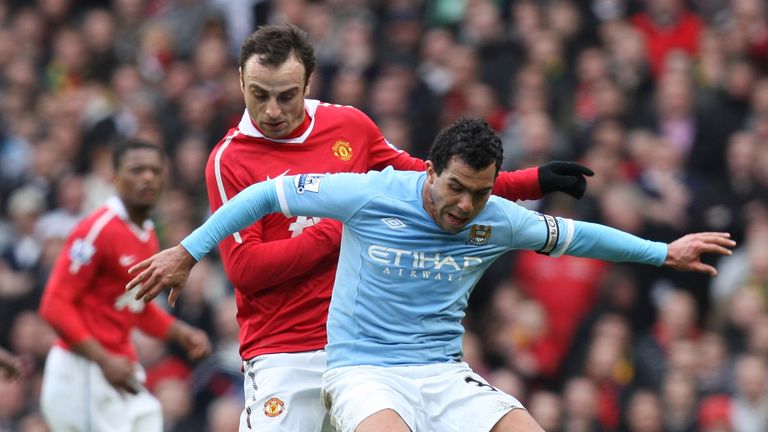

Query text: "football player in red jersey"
[39, 141, 212, 432]
[186, 24, 590, 431]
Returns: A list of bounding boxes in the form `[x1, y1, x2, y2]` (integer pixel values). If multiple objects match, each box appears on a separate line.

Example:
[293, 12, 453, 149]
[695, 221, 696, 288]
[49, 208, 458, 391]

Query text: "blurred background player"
[38, 140, 212, 432]
[205, 24, 592, 431]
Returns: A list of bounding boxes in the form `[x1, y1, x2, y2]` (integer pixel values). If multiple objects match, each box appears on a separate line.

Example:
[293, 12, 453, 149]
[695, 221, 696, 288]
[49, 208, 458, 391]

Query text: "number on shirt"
[288, 216, 322, 237]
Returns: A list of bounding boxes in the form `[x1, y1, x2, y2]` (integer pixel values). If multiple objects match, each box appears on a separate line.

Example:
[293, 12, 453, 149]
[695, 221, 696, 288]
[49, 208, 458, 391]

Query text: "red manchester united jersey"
[40, 197, 174, 361]
[206, 100, 540, 359]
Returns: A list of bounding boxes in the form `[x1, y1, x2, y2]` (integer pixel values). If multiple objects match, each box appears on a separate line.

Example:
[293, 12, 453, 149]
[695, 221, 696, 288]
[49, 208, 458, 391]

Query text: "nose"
[265, 98, 281, 119]
[456, 193, 473, 214]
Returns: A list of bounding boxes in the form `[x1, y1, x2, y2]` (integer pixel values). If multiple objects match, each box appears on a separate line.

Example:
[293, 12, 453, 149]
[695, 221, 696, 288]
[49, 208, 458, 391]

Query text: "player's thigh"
[420, 363, 526, 432]
[40, 346, 90, 431]
[129, 389, 163, 432]
[40, 347, 152, 432]
[322, 365, 417, 432]
[491, 409, 545, 432]
[356, 409, 411, 432]
[240, 351, 330, 432]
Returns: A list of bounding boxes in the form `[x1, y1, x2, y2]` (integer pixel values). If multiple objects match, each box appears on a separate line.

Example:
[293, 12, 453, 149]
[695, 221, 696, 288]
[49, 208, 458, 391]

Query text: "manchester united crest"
[332, 140, 352, 161]
[467, 224, 492, 246]
[264, 397, 285, 417]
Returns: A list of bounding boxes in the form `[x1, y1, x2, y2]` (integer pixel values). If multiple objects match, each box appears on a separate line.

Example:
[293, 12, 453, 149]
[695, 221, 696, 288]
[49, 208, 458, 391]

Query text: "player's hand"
[170, 322, 212, 361]
[664, 232, 736, 276]
[97, 354, 140, 394]
[0, 349, 22, 380]
[538, 161, 594, 199]
[126, 245, 197, 307]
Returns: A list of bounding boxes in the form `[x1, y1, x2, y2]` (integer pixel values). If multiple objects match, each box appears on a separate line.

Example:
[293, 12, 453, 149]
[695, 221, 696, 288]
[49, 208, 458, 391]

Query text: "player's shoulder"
[208, 127, 241, 157]
[65, 205, 120, 251]
[341, 167, 421, 196]
[314, 100, 373, 126]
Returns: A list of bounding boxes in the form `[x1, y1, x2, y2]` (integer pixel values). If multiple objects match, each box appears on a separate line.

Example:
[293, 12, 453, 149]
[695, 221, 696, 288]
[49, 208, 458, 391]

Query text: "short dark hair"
[239, 24, 316, 87]
[428, 118, 503, 176]
[112, 140, 163, 170]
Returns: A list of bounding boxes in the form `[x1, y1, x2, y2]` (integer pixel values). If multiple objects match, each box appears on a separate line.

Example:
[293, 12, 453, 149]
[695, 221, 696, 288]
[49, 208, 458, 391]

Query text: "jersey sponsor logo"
[293, 174, 324, 194]
[114, 286, 147, 313]
[467, 224, 492, 246]
[69, 239, 95, 269]
[332, 140, 352, 161]
[381, 217, 406, 229]
[118, 254, 136, 267]
[368, 245, 483, 271]
[263, 397, 285, 418]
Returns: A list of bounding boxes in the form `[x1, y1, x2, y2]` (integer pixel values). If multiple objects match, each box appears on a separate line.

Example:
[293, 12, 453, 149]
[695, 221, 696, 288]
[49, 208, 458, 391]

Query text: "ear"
[425, 160, 436, 184]
[239, 67, 245, 93]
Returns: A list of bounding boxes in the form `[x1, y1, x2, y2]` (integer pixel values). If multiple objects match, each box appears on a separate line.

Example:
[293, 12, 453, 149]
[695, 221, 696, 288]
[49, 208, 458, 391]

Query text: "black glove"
[538, 161, 594, 199]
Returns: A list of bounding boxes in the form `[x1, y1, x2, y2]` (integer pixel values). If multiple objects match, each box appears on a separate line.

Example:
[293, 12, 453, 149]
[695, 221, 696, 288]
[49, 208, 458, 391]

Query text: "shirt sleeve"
[39, 223, 104, 345]
[205, 150, 343, 295]
[502, 202, 668, 265]
[186, 172, 369, 261]
[135, 303, 175, 340]
[184, 180, 283, 261]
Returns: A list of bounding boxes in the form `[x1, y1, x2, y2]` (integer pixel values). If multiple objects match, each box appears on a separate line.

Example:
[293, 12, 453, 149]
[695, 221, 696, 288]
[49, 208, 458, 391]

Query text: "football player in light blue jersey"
[127, 119, 735, 432]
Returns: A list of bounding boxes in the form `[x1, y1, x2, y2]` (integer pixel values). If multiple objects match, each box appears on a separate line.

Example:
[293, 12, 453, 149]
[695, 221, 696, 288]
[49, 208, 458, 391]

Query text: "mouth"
[138, 187, 158, 198]
[446, 212, 469, 227]
[262, 121, 286, 130]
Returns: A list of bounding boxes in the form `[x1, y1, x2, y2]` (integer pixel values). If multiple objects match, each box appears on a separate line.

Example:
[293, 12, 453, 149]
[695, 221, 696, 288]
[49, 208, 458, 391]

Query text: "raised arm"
[508, 206, 735, 273]
[128, 179, 285, 305]
[207, 156, 343, 295]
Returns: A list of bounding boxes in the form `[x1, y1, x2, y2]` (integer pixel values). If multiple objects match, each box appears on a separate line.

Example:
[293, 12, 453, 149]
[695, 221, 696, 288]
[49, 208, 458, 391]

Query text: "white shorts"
[239, 350, 334, 432]
[40, 345, 162, 432]
[322, 362, 524, 432]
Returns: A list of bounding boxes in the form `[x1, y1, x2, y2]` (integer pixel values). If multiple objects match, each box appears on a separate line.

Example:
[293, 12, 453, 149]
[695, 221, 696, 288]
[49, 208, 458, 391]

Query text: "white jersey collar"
[105, 196, 154, 241]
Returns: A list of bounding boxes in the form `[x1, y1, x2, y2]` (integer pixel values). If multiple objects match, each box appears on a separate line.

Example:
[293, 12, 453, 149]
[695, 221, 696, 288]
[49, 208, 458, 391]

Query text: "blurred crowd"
[0, 0, 766, 431]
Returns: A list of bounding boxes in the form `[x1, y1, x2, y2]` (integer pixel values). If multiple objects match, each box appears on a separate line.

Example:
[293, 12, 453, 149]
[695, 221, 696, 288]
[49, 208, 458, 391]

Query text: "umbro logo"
[381, 218, 406, 229]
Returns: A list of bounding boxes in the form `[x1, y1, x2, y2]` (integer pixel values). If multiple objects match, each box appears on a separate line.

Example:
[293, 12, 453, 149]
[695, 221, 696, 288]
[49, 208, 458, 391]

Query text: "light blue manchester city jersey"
[182, 167, 667, 369]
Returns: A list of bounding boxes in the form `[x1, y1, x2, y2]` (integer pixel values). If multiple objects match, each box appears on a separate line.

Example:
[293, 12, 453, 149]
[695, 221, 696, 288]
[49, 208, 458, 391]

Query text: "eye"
[278, 93, 295, 103]
[449, 184, 462, 192]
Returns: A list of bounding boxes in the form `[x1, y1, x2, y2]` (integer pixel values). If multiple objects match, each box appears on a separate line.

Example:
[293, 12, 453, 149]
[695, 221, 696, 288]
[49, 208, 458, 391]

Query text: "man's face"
[240, 54, 309, 139]
[114, 148, 164, 212]
[423, 156, 496, 233]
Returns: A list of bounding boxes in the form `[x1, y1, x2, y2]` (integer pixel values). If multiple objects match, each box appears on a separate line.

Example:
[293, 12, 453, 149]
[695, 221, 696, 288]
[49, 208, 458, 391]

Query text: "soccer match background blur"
[0, 0, 767, 431]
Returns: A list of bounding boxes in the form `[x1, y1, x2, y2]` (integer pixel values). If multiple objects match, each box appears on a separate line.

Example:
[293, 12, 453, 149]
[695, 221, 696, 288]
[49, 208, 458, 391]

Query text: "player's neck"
[126, 207, 150, 227]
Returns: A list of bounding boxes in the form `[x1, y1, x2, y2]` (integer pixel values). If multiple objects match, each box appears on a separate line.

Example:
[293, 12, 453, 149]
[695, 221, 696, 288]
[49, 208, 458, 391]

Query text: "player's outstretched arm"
[663, 232, 736, 276]
[127, 245, 197, 307]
